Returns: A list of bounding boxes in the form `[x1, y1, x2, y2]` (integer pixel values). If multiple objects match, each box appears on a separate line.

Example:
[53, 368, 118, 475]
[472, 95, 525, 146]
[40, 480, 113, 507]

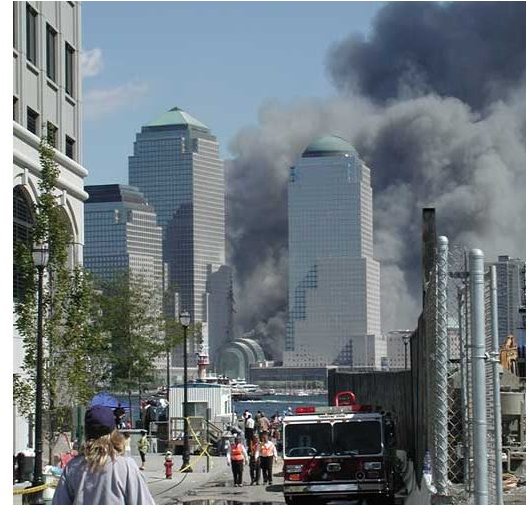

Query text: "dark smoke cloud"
[226, 2, 525, 359]
[327, 2, 525, 111]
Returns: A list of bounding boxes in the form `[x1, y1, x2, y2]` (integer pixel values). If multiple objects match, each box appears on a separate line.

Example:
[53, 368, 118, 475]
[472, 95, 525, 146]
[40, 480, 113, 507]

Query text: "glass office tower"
[284, 135, 386, 369]
[84, 184, 163, 288]
[129, 107, 231, 360]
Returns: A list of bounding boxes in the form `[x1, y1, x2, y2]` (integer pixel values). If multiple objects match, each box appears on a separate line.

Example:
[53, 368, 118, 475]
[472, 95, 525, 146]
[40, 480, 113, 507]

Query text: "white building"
[284, 135, 386, 369]
[13, 1, 87, 453]
[386, 330, 413, 369]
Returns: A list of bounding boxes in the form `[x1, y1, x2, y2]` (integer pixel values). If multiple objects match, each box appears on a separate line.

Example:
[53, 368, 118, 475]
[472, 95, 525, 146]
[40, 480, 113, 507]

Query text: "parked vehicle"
[282, 391, 396, 505]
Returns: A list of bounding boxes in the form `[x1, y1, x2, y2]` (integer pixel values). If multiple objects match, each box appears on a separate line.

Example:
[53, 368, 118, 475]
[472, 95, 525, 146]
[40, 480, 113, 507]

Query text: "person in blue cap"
[52, 405, 154, 505]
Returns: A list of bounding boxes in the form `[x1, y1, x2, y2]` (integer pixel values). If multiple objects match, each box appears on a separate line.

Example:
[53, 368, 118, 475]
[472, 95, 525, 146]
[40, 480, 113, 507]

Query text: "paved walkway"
[141, 453, 233, 505]
[12, 453, 233, 505]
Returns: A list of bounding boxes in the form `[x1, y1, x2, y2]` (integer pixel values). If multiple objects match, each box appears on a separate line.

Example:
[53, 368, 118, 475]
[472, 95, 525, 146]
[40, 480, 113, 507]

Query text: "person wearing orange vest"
[254, 432, 277, 485]
[248, 434, 261, 485]
[226, 435, 248, 487]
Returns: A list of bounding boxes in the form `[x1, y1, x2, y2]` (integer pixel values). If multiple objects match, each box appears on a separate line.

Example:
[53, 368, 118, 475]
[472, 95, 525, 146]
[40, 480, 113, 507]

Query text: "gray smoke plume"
[327, 2, 525, 111]
[226, 2, 525, 359]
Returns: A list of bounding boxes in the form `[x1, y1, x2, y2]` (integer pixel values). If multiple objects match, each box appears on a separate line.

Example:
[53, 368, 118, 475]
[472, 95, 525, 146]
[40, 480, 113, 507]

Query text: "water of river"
[116, 393, 328, 425]
[234, 394, 328, 418]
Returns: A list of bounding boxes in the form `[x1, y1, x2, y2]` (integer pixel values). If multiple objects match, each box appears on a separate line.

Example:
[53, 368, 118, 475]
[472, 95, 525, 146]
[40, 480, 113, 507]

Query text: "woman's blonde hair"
[82, 429, 125, 472]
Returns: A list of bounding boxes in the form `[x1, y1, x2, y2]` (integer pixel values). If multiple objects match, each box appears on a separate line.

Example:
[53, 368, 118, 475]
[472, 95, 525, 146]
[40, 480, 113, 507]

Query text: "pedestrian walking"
[258, 414, 270, 435]
[256, 432, 277, 485]
[137, 430, 149, 470]
[248, 434, 261, 485]
[113, 405, 126, 429]
[52, 405, 154, 505]
[244, 412, 255, 448]
[226, 435, 248, 487]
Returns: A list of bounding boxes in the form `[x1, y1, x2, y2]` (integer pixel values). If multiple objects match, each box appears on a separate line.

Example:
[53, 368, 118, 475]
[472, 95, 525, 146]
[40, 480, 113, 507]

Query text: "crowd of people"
[48, 404, 292, 503]
[226, 409, 283, 487]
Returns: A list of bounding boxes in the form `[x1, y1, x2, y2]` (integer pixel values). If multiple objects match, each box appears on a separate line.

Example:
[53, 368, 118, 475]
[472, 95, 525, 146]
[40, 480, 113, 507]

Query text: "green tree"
[99, 271, 165, 422]
[14, 138, 109, 458]
[162, 286, 202, 389]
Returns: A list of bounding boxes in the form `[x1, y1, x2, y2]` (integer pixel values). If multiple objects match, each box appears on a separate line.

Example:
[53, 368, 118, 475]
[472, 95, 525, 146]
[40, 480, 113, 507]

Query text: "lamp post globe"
[26, 243, 49, 504]
[179, 311, 192, 472]
[179, 311, 191, 327]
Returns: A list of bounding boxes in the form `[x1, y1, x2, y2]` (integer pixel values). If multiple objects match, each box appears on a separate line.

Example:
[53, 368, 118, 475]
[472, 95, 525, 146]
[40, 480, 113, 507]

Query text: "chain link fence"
[420, 238, 502, 504]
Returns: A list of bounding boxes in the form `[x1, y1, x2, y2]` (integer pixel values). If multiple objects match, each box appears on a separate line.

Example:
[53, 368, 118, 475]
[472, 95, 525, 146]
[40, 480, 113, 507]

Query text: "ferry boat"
[229, 378, 260, 393]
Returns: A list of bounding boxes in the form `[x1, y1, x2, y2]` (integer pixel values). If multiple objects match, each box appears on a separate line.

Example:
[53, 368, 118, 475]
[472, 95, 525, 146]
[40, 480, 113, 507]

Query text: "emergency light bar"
[294, 405, 356, 415]
[294, 389, 374, 415]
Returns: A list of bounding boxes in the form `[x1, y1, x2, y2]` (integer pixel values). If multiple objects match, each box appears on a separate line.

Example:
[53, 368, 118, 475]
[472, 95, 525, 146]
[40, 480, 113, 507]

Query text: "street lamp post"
[166, 344, 170, 404]
[26, 243, 49, 504]
[402, 334, 409, 370]
[179, 310, 192, 472]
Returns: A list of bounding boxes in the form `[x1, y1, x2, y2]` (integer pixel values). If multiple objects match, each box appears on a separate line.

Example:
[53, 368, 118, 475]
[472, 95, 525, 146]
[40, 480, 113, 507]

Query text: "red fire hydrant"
[164, 451, 174, 479]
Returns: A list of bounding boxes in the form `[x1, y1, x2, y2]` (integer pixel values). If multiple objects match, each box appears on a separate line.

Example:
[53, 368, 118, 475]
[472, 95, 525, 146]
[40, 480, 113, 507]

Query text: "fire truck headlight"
[285, 464, 304, 473]
[363, 462, 382, 470]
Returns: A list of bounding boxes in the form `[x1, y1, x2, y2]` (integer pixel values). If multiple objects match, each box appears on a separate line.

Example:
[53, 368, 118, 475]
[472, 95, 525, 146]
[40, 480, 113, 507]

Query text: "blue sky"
[82, 1, 384, 185]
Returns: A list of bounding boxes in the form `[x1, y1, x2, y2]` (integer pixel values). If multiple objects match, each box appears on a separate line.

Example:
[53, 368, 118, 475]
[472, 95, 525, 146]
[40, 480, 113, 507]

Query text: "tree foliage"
[13, 139, 108, 423]
[99, 271, 164, 393]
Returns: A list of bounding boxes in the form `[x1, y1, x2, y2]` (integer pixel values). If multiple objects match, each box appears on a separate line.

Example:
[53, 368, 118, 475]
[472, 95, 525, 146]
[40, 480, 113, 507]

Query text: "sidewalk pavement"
[140, 452, 232, 505]
[12, 452, 232, 505]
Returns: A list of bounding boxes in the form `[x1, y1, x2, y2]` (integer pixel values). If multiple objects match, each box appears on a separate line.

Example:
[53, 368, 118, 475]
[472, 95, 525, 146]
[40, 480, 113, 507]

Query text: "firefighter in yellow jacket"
[226, 435, 248, 486]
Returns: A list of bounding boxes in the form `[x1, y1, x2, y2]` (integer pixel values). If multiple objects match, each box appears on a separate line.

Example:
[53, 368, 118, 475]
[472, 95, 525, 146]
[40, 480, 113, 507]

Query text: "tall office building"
[84, 184, 163, 288]
[492, 255, 526, 346]
[84, 184, 165, 369]
[13, 2, 87, 453]
[284, 135, 386, 368]
[129, 107, 232, 361]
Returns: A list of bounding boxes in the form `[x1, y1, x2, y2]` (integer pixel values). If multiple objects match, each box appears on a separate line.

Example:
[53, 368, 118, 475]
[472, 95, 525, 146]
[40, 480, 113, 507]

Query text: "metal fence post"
[433, 236, 449, 494]
[457, 286, 469, 487]
[470, 249, 488, 505]
[489, 266, 504, 505]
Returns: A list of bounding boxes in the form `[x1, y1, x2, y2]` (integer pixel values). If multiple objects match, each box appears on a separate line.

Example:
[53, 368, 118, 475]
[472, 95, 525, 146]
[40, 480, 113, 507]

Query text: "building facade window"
[46, 24, 57, 82]
[13, 97, 18, 122]
[65, 43, 75, 97]
[13, 187, 34, 302]
[47, 122, 58, 148]
[26, 3, 37, 65]
[65, 135, 75, 159]
[27, 107, 39, 135]
[13, 5, 18, 49]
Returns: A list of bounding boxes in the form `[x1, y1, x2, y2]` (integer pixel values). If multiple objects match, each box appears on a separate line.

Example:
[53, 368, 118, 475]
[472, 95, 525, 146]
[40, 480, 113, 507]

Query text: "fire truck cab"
[282, 391, 396, 505]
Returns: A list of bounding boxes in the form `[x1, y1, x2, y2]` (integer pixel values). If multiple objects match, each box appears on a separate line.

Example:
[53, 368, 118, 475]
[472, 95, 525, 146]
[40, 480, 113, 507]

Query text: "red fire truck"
[282, 391, 396, 505]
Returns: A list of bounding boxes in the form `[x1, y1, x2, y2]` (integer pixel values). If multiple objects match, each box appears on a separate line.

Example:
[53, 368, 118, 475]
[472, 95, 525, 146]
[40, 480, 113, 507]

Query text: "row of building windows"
[22, 3, 76, 97]
[14, 98, 76, 159]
